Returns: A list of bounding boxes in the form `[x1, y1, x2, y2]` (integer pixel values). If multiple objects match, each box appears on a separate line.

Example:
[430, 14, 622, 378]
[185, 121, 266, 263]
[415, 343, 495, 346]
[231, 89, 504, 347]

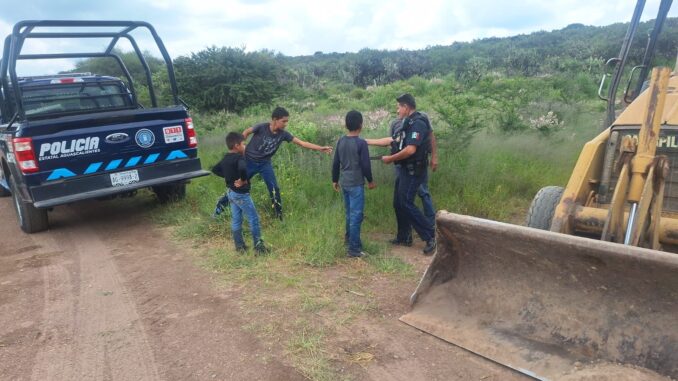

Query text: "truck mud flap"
[400, 212, 678, 380]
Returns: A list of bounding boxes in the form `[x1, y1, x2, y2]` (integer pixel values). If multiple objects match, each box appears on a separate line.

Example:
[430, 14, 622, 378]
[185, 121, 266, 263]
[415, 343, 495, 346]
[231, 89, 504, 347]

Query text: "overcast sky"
[0, 0, 676, 75]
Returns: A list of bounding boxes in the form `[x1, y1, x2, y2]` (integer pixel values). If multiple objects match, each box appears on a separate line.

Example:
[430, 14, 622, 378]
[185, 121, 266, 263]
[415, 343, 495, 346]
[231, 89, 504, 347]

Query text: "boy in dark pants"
[332, 110, 376, 258]
[212, 132, 268, 254]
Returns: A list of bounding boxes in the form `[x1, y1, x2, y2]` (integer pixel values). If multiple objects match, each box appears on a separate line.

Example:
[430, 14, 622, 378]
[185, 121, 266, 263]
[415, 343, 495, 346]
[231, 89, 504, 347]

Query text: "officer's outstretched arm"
[365, 137, 392, 147]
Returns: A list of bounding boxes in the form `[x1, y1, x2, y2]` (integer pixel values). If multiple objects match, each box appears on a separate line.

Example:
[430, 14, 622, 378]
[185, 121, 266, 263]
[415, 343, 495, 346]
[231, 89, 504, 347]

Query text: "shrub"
[174, 47, 284, 113]
[432, 93, 485, 150]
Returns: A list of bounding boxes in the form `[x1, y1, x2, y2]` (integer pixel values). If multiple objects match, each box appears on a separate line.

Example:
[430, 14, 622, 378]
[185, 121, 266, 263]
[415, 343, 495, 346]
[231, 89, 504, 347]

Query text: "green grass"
[149, 75, 605, 380]
[287, 326, 339, 381]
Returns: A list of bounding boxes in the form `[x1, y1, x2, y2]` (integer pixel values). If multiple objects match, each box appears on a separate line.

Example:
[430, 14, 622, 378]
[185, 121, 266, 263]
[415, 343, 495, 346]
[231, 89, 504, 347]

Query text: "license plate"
[110, 170, 140, 186]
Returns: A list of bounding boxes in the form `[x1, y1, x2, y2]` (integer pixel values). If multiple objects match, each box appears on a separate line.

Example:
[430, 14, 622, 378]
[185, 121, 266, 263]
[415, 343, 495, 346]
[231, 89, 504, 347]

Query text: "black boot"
[389, 237, 413, 247]
[423, 239, 437, 255]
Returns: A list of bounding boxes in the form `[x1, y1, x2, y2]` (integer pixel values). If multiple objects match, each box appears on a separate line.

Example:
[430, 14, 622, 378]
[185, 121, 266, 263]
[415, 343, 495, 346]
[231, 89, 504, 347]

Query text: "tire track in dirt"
[78, 199, 306, 381]
[30, 261, 76, 381]
[28, 209, 161, 381]
[0, 200, 47, 381]
[1, 200, 75, 381]
[2, 196, 305, 381]
[68, 219, 161, 381]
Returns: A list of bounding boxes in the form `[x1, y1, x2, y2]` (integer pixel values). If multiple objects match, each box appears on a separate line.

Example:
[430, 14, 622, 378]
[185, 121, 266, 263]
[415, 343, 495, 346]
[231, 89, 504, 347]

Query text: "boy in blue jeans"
[332, 110, 376, 258]
[243, 106, 333, 221]
[212, 132, 268, 254]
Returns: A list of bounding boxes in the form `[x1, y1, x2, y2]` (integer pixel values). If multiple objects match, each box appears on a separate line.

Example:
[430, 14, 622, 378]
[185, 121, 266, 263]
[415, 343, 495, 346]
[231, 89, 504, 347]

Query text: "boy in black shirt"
[212, 132, 267, 254]
[332, 110, 376, 258]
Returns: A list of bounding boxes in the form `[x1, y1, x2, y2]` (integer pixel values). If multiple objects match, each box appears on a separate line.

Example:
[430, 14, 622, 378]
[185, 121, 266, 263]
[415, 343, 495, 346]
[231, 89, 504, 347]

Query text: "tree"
[174, 47, 284, 112]
[353, 49, 387, 87]
[70, 49, 164, 87]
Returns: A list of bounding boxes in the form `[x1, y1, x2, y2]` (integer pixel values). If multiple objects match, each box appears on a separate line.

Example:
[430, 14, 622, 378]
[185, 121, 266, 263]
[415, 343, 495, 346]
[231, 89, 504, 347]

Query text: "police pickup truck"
[0, 21, 209, 233]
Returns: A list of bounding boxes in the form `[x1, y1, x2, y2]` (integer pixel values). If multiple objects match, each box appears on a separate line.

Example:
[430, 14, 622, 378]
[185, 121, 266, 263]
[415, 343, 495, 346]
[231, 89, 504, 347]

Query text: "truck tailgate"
[21, 107, 199, 186]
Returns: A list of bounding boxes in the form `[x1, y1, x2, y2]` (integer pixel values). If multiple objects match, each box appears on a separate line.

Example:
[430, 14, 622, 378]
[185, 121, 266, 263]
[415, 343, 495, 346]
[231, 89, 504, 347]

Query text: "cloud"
[0, 0, 676, 73]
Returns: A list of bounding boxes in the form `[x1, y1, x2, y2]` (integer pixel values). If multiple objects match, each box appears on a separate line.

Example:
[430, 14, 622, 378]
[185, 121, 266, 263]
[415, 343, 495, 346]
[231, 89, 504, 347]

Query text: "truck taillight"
[12, 137, 39, 174]
[50, 77, 83, 84]
[185, 118, 197, 148]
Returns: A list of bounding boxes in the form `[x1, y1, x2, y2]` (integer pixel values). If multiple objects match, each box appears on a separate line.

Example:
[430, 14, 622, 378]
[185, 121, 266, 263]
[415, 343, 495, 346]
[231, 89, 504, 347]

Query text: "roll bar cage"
[0, 20, 181, 122]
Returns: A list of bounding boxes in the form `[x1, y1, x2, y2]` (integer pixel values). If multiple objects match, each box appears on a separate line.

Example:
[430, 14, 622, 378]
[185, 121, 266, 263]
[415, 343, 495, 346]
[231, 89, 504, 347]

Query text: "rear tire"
[0, 165, 10, 197]
[152, 182, 186, 204]
[526, 186, 564, 230]
[9, 176, 49, 233]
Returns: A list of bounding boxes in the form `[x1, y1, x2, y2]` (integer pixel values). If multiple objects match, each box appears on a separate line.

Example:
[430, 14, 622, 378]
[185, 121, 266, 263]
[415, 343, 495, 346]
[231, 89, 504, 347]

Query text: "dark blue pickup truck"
[0, 21, 209, 233]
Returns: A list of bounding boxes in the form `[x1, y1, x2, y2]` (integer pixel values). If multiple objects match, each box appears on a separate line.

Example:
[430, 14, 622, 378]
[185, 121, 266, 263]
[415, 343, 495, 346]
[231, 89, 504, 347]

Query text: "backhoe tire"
[152, 182, 186, 204]
[9, 176, 49, 233]
[526, 186, 564, 230]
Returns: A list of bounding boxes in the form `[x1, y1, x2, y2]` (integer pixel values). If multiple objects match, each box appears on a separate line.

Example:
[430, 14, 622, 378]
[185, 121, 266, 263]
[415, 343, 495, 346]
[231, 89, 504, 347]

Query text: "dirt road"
[0, 195, 527, 380]
[0, 197, 303, 380]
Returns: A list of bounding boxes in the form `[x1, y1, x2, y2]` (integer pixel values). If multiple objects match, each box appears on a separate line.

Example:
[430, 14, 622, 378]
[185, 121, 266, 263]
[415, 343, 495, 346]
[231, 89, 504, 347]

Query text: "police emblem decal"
[135, 129, 155, 148]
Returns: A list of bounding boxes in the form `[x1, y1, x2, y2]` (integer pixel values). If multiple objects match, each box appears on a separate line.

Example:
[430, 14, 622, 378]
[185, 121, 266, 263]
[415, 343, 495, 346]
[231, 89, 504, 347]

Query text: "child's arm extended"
[292, 137, 333, 154]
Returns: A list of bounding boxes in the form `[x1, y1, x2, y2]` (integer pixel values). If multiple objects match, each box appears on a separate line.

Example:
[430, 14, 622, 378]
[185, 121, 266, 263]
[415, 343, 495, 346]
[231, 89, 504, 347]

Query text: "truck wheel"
[152, 182, 186, 204]
[0, 165, 10, 197]
[9, 176, 49, 233]
[526, 186, 564, 230]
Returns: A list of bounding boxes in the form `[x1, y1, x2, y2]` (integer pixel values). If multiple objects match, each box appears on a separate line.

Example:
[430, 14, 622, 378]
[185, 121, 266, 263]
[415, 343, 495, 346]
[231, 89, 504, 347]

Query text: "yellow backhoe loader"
[400, 1, 678, 380]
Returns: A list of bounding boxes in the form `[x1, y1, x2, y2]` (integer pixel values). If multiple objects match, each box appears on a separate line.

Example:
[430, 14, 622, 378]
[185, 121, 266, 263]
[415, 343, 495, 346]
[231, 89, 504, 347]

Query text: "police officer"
[389, 112, 437, 228]
[381, 93, 436, 255]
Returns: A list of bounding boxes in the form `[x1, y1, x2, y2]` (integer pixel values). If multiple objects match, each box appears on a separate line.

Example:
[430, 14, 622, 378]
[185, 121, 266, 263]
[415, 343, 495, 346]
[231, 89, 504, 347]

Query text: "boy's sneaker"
[389, 237, 413, 247]
[235, 245, 247, 253]
[347, 251, 367, 258]
[423, 239, 437, 255]
[254, 240, 270, 255]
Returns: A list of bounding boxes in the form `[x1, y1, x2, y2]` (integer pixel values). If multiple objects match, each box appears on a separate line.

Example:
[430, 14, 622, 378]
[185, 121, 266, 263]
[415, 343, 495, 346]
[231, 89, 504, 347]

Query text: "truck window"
[21, 82, 134, 118]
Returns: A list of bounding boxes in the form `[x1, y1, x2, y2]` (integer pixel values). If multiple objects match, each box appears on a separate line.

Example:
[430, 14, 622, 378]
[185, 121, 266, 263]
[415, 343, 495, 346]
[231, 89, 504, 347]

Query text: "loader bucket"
[400, 212, 678, 380]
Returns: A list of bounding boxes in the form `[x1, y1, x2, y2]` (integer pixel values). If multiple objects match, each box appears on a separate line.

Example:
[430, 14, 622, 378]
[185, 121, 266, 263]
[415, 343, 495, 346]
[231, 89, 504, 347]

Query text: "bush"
[289, 120, 319, 143]
[496, 104, 528, 133]
[432, 93, 485, 150]
[174, 47, 284, 113]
